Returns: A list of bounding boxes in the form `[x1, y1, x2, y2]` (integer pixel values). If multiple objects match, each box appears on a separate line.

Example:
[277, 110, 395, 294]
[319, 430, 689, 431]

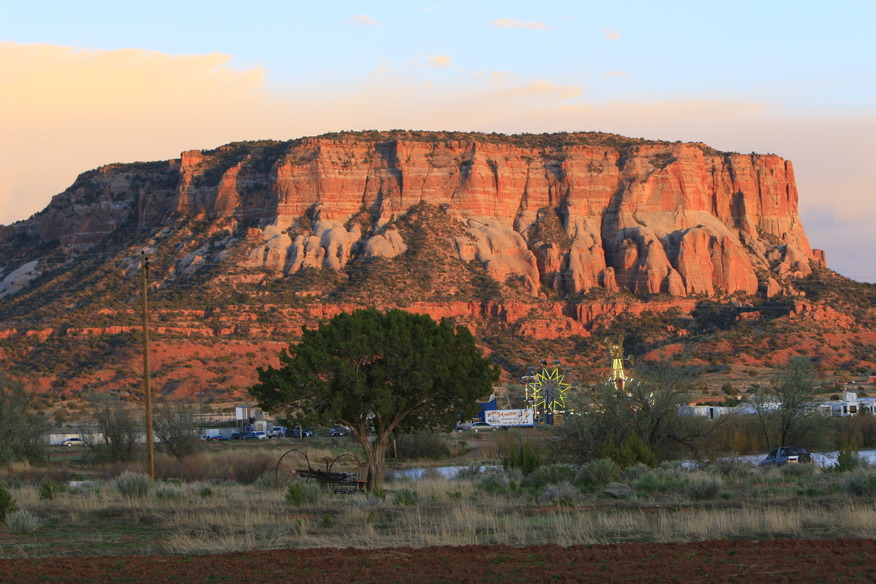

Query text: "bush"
[843, 471, 876, 496]
[521, 464, 577, 491]
[0, 377, 47, 466]
[685, 476, 723, 500]
[476, 473, 518, 496]
[38, 478, 65, 500]
[455, 463, 485, 480]
[155, 486, 188, 502]
[780, 462, 818, 478]
[537, 482, 579, 505]
[228, 452, 275, 485]
[502, 440, 543, 476]
[620, 463, 653, 482]
[831, 448, 861, 473]
[5, 509, 41, 533]
[253, 472, 287, 490]
[0, 484, 16, 521]
[285, 482, 321, 506]
[633, 470, 683, 494]
[598, 433, 657, 469]
[115, 472, 152, 498]
[395, 431, 451, 459]
[712, 458, 756, 479]
[577, 458, 621, 487]
[391, 488, 419, 506]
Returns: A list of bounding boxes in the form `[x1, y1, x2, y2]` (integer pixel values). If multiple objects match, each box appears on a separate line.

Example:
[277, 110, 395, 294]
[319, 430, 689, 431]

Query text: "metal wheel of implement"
[275, 448, 312, 485]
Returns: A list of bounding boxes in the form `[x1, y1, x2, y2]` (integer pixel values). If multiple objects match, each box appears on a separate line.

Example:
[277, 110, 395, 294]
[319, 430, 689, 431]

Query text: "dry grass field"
[2, 438, 876, 582]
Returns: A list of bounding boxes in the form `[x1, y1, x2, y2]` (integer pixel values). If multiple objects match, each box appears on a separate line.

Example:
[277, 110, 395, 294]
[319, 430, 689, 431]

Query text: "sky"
[1, 1, 874, 282]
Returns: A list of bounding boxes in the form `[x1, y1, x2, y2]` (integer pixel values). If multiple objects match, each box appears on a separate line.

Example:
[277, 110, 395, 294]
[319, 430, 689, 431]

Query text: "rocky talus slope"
[0, 131, 869, 400]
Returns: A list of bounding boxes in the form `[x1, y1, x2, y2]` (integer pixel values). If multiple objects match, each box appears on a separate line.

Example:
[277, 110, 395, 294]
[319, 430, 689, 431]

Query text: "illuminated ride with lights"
[607, 338, 631, 392]
[522, 359, 575, 425]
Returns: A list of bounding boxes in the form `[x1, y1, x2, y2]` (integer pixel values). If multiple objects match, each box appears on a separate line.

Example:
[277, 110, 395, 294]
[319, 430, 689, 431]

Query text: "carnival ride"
[522, 359, 575, 424]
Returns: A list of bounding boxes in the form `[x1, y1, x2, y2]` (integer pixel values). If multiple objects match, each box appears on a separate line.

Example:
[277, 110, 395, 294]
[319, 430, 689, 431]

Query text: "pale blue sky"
[1, 1, 874, 280]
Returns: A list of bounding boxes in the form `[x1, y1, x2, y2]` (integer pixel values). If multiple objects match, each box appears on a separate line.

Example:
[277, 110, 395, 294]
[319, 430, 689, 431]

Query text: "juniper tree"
[250, 308, 497, 489]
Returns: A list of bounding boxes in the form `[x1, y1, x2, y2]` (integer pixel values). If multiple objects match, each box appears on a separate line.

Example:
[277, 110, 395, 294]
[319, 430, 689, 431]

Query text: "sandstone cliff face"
[0, 132, 822, 300]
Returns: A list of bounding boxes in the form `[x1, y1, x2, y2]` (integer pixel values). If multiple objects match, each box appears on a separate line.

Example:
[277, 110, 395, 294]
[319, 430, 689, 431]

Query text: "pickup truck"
[268, 427, 287, 438]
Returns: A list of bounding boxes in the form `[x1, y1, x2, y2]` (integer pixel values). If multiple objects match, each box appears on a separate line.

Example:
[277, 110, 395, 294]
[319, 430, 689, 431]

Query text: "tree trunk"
[356, 429, 391, 491]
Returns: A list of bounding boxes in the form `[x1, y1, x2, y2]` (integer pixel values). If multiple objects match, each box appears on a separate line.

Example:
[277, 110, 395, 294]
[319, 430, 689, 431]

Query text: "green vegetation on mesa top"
[70, 130, 731, 184]
[307, 129, 677, 150]
[190, 130, 721, 163]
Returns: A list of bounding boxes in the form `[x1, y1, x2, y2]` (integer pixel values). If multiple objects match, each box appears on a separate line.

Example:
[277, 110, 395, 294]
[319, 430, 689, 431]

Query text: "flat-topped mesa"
[0, 132, 823, 299]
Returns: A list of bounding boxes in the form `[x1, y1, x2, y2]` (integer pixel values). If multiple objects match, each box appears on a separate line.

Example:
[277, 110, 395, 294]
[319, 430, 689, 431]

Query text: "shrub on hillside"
[843, 471, 876, 496]
[598, 433, 657, 469]
[5, 509, 41, 533]
[521, 464, 577, 492]
[685, 475, 723, 500]
[391, 488, 419, 506]
[285, 482, 321, 506]
[501, 440, 543, 476]
[576, 458, 621, 488]
[830, 448, 862, 473]
[712, 458, 757, 479]
[395, 431, 451, 460]
[228, 452, 276, 485]
[115, 472, 151, 498]
[537, 482, 579, 505]
[38, 478, 65, 500]
[620, 463, 653, 482]
[476, 472, 519, 496]
[0, 484, 16, 521]
[633, 469, 684, 495]
[781, 462, 819, 478]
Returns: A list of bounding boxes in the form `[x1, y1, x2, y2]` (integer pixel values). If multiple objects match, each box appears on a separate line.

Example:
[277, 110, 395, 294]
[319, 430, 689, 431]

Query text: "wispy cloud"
[428, 55, 454, 68]
[490, 18, 550, 31]
[0, 42, 279, 224]
[2, 42, 873, 281]
[601, 71, 629, 78]
[345, 15, 381, 26]
[602, 28, 621, 41]
[493, 80, 583, 100]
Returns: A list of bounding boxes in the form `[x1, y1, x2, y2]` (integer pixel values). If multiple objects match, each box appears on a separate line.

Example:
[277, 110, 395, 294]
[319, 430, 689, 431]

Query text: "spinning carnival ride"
[608, 339, 630, 391]
[523, 360, 575, 424]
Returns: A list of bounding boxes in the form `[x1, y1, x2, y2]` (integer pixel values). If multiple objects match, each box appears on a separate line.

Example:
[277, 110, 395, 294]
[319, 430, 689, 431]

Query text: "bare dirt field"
[1, 539, 874, 583]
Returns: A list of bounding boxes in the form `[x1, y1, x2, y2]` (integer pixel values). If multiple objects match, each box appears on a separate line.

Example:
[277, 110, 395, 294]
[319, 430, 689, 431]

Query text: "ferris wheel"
[522, 360, 575, 424]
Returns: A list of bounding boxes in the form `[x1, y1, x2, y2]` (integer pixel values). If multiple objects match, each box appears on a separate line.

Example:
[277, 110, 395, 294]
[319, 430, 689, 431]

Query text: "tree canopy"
[249, 308, 498, 489]
[751, 356, 831, 450]
[0, 376, 45, 466]
[555, 364, 715, 465]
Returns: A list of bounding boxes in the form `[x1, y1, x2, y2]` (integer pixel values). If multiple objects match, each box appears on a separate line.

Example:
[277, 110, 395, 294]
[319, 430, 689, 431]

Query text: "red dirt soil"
[1, 539, 874, 583]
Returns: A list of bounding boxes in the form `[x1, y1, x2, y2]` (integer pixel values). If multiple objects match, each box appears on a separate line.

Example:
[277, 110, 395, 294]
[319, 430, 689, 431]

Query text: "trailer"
[484, 409, 535, 428]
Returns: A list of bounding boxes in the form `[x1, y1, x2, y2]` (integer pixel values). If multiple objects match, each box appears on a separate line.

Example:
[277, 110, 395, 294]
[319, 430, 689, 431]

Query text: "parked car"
[230, 432, 245, 440]
[204, 434, 231, 441]
[758, 446, 813, 467]
[459, 421, 499, 432]
[289, 427, 314, 438]
[251, 431, 267, 440]
[268, 427, 286, 438]
[61, 437, 86, 447]
[330, 426, 351, 437]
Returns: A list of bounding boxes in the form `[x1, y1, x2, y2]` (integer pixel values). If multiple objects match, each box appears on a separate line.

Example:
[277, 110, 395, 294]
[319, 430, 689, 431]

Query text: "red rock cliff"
[0, 132, 823, 300]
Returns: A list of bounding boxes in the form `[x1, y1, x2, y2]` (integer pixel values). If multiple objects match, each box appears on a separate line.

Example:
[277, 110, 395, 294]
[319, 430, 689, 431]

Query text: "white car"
[460, 422, 499, 432]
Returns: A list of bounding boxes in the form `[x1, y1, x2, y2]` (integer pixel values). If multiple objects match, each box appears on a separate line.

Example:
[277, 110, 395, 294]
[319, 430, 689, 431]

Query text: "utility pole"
[140, 251, 155, 480]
